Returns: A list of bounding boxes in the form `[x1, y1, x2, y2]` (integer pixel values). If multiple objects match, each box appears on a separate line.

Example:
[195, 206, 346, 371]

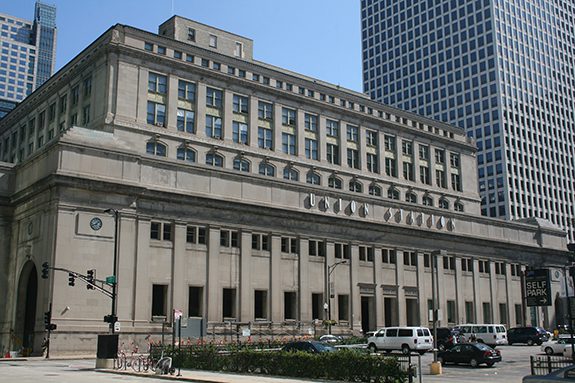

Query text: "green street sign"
[106, 276, 116, 284]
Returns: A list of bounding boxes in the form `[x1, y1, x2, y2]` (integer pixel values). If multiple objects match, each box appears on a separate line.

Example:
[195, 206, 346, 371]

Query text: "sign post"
[525, 269, 552, 307]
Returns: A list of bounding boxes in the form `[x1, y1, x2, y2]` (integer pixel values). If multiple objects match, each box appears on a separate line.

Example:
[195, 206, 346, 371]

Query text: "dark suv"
[507, 326, 548, 345]
[436, 327, 458, 351]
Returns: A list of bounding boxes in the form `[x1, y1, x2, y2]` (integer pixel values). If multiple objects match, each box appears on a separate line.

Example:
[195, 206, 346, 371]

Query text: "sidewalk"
[98, 368, 337, 383]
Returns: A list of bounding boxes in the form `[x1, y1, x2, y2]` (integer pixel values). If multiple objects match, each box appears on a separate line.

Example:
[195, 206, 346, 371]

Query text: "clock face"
[90, 217, 103, 231]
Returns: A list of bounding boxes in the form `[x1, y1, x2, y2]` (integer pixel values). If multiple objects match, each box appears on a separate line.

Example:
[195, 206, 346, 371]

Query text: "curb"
[96, 369, 224, 383]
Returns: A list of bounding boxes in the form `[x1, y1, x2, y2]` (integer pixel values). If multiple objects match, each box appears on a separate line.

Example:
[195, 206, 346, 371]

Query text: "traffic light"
[41, 262, 49, 279]
[104, 314, 118, 324]
[86, 269, 95, 290]
[44, 311, 51, 329]
[68, 273, 75, 287]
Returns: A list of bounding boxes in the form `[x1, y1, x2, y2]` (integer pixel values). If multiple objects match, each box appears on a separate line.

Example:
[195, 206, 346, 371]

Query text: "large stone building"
[0, 17, 570, 355]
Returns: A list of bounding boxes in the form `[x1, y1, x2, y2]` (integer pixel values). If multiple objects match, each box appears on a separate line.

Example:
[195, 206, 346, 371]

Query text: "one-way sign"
[525, 269, 552, 307]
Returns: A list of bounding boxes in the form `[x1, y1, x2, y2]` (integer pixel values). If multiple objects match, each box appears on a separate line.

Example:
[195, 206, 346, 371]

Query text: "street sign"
[525, 269, 552, 306]
[106, 276, 116, 284]
[114, 321, 121, 332]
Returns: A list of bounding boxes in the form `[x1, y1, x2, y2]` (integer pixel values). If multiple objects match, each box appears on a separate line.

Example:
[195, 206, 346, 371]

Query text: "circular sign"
[90, 217, 103, 231]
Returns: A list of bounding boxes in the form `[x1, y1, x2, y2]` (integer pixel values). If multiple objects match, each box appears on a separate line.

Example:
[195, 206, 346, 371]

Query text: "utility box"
[96, 334, 118, 359]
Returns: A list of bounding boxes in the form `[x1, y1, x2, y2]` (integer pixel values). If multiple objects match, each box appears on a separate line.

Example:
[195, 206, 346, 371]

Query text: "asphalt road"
[0, 344, 556, 383]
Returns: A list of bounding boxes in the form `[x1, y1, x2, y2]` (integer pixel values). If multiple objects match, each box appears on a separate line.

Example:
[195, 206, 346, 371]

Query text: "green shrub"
[173, 346, 407, 382]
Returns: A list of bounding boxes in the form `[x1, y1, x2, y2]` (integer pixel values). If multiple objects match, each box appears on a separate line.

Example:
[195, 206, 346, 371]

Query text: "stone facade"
[0, 17, 570, 355]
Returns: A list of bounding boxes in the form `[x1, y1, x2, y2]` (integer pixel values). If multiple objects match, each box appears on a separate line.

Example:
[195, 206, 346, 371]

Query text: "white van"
[367, 326, 433, 354]
[454, 324, 508, 347]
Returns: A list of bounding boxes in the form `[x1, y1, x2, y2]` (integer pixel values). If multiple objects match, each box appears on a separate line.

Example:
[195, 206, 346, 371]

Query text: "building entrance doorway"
[384, 297, 398, 327]
[15, 261, 38, 355]
[406, 298, 419, 326]
[361, 296, 375, 333]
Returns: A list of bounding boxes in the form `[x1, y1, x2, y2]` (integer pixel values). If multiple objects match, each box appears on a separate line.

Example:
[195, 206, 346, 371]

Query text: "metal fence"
[530, 355, 574, 375]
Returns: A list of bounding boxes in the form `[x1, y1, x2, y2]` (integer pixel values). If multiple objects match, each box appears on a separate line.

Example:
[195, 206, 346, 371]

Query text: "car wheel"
[401, 345, 410, 355]
[470, 358, 479, 368]
[527, 339, 534, 346]
[545, 347, 554, 355]
[368, 343, 378, 353]
[486, 362, 494, 368]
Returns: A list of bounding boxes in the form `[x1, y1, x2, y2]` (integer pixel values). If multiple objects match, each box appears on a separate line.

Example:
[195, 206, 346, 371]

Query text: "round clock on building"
[90, 217, 103, 231]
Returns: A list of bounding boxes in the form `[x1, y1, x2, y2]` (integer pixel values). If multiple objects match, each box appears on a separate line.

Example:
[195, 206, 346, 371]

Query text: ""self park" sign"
[525, 269, 552, 307]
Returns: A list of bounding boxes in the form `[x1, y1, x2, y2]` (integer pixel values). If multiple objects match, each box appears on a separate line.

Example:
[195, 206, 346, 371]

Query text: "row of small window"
[145, 141, 463, 211]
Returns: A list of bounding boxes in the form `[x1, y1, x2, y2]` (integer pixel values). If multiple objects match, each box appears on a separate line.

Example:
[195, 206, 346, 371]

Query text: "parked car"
[562, 343, 575, 359]
[437, 342, 501, 368]
[436, 327, 459, 351]
[541, 336, 575, 355]
[507, 326, 549, 346]
[367, 326, 433, 355]
[319, 334, 343, 344]
[523, 365, 575, 382]
[453, 324, 508, 347]
[281, 340, 337, 353]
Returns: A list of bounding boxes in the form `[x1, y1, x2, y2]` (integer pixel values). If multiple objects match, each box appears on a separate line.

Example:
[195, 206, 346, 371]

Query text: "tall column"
[416, 252, 429, 326]
[171, 222, 187, 316]
[166, 76, 178, 129]
[239, 231, 252, 321]
[396, 250, 407, 325]
[455, 257, 464, 325]
[135, 67, 148, 125]
[206, 227, 221, 322]
[248, 97, 258, 148]
[223, 90, 234, 141]
[195, 83, 207, 139]
[489, 261, 497, 322]
[472, 259, 480, 323]
[373, 245, 384, 328]
[273, 104, 282, 152]
[325, 241, 335, 321]
[133, 219, 151, 321]
[270, 235, 282, 323]
[296, 109, 305, 158]
[436, 252, 446, 327]
[350, 244, 361, 331]
[298, 238, 310, 321]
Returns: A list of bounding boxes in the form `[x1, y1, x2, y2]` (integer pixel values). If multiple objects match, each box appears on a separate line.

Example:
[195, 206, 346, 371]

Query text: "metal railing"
[530, 355, 574, 375]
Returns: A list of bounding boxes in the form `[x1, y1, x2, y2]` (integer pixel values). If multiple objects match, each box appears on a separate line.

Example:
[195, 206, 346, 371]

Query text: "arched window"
[233, 158, 250, 172]
[387, 187, 400, 200]
[369, 184, 382, 196]
[259, 162, 275, 177]
[454, 201, 464, 212]
[146, 141, 167, 157]
[283, 166, 299, 181]
[328, 175, 342, 189]
[406, 191, 417, 203]
[176, 146, 196, 162]
[206, 152, 224, 167]
[422, 194, 433, 206]
[306, 171, 321, 185]
[439, 198, 449, 209]
[349, 180, 363, 193]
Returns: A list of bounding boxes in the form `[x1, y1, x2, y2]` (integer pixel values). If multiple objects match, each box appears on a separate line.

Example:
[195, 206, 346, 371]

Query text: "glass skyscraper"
[361, 0, 575, 243]
[0, 1, 57, 118]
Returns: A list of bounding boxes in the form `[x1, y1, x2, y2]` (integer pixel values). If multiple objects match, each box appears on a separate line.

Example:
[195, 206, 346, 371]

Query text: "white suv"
[367, 327, 433, 355]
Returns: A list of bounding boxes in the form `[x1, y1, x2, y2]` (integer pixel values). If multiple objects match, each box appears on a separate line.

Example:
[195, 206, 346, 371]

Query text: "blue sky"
[0, 0, 363, 92]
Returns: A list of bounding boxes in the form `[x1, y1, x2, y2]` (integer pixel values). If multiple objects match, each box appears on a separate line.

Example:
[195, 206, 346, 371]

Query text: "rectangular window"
[282, 132, 296, 155]
[420, 166, 430, 184]
[403, 162, 414, 181]
[419, 144, 429, 160]
[48, 103, 56, 121]
[338, 294, 349, 321]
[482, 302, 491, 323]
[347, 148, 359, 169]
[461, 258, 473, 272]
[281, 237, 298, 254]
[384, 135, 396, 151]
[147, 101, 166, 126]
[222, 288, 236, 319]
[258, 101, 273, 120]
[366, 130, 378, 146]
[59, 95, 67, 114]
[308, 240, 325, 257]
[402, 140, 413, 156]
[403, 251, 417, 266]
[385, 158, 396, 177]
[209, 34, 217, 48]
[187, 28, 195, 41]
[234, 41, 243, 58]
[305, 138, 318, 160]
[451, 173, 462, 191]
[178, 80, 196, 101]
[347, 125, 358, 142]
[233, 94, 248, 114]
[500, 303, 508, 325]
[367, 153, 378, 173]
[436, 169, 446, 188]
[465, 301, 475, 323]
[435, 149, 445, 164]
[254, 290, 268, 319]
[232, 121, 248, 144]
[281, 107, 296, 126]
[205, 115, 222, 139]
[83, 77, 92, 97]
[252, 233, 270, 251]
[312, 293, 324, 320]
[450, 153, 460, 167]
[382, 249, 396, 264]
[206, 87, 223, 108]
[326, 143, 340, 165]
[258, 127, 273, 149]
[152, 284, 168, 317]
[82, 105, 90, 125]
[447, 300, 456, 324]
[304, 113, 317, 131]
[148, 72, 167, 94]
[71, 85, 79, 106]
[176, 109, 195, 133]
[515, 304, 522, 325]
[284, 292, 297, 320]
[326, 119, 339, 137]
[188, 286, 203, 317]
[150, 221, 172, 241]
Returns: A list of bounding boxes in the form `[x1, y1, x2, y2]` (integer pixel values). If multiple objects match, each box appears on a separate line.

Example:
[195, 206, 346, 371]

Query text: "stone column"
[396, 250, 407, 325]
[239, 231, 252, 321]
[436, 252, 446, 327]
[195, 83, 207, 139]
[222, 90, 234, 141]
[273, 104, 282, 152]
[171, 222, 187, 316]
[472, 259, 480, 323]
[298, 238, 310, 321]
[206, 227, 221, 321]
[455, 257, 464, 325]
[296, 109, 305, 158]
[135, 67, 148, 125]
[373, 245, 384, 328]
[350, 244, 361, 331]
[416, 252, 429, 326]
[248, 97, 258, 148]
[270, 235, 282, 322]
[489, 261, 497, 322]
[133, 218, 151, 321]
[166, 76, 178, 130]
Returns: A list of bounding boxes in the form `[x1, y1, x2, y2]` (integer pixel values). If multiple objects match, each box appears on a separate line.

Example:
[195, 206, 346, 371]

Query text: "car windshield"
[474, 343, 492, 351]
[313, 342, 336, 352]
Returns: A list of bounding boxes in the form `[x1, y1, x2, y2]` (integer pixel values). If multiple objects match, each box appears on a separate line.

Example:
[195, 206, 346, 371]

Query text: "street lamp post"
[105, 208, 119, 334]
[326, 260, 347, 335]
